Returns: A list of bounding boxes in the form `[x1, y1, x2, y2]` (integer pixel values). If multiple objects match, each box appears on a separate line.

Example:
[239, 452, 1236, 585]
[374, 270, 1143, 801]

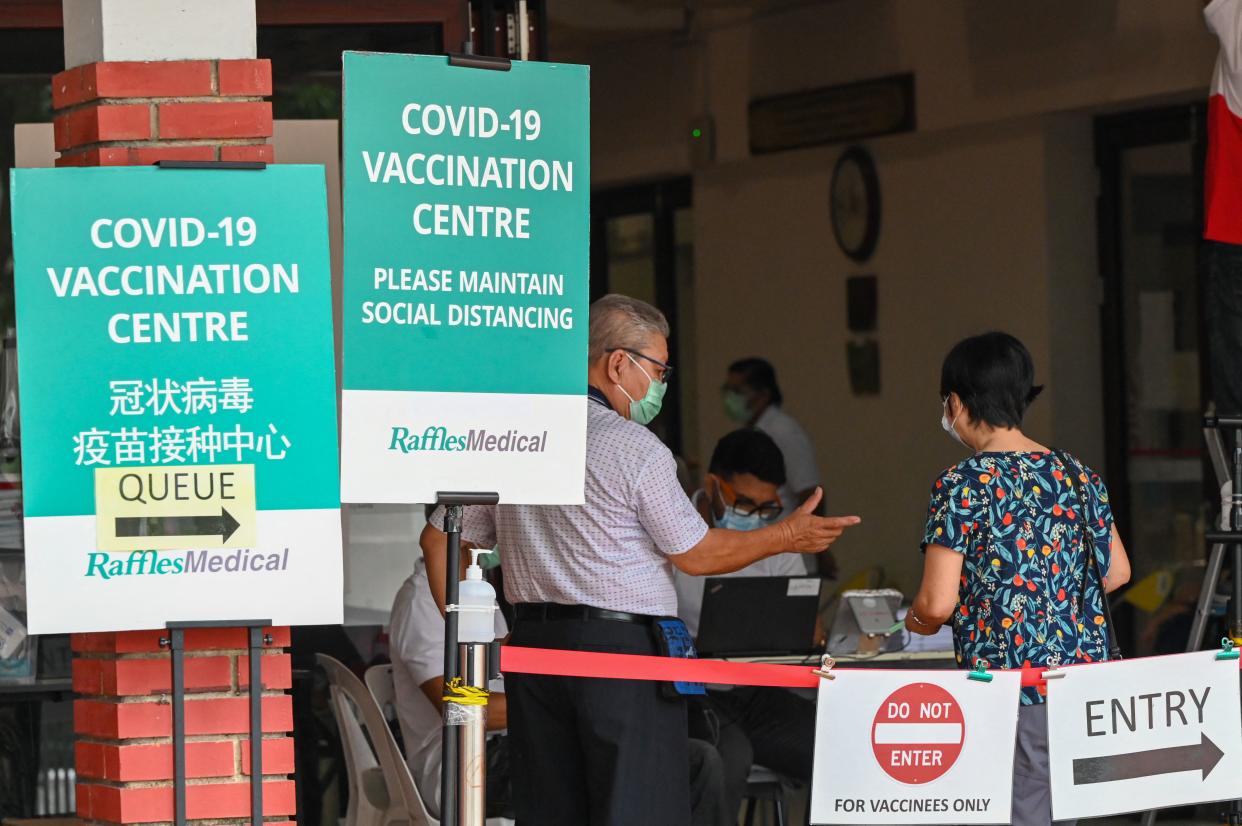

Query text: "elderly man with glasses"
[421, 293, 859, 826]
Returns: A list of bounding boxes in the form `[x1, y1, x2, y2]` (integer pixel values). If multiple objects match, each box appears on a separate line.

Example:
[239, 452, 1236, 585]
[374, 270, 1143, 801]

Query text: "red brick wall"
[52, 60, 274, 167]
[52, 59, 295, 826]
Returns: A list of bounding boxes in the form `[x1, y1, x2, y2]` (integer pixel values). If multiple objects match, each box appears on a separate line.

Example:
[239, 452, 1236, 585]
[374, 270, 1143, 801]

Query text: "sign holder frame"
[160, 619, 273, 826]
[150, 158, 275, 826]
[419, 46, 510, 826]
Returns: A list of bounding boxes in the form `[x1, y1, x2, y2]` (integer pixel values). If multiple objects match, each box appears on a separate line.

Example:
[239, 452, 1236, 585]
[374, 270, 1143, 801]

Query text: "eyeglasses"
[613, 348, 674, 383]
[717, 479, 783, 521]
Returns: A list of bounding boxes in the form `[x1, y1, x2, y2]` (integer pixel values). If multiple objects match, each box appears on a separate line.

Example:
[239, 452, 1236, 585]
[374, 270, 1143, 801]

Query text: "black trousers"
[507, 615, 692, 826]
[706, 686, 816, 819]
[1203, 240, 1242, 415]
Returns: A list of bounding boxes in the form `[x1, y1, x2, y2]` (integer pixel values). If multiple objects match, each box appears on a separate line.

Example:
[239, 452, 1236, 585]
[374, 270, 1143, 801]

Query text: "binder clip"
[812, 654, 836, 681]
[1217, 637, 1240, 661]
[967, 660, 993, 683]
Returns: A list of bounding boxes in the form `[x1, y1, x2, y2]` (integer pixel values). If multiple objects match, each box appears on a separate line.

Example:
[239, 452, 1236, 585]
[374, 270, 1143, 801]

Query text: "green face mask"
[617, 353, 667, 425]
[722, 390, 751, 423]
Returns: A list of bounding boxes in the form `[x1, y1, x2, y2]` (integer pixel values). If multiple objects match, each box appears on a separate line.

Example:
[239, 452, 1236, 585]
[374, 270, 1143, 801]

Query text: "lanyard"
[587, 385, 610, 409]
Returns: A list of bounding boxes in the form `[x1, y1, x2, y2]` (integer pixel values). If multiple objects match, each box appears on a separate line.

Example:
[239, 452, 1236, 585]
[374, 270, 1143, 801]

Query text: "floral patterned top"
[921, 450, 1115, 704]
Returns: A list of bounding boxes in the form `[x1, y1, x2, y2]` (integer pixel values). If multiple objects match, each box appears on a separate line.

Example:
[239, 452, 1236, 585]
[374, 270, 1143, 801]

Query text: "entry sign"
[1047, 652, 1242, 819]
[340, 52, 590, 505]
[811, 670, 1021, 824]
[10, 166, 343, 634]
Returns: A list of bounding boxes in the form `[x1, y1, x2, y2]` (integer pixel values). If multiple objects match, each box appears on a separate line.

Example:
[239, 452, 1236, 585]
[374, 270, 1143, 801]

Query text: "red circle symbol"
[871, 682, 965, 784]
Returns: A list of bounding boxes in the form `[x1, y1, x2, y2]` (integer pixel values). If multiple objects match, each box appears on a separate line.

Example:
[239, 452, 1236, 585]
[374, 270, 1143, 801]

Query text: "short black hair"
[708, 429, 787, 486]
[939, 332, 1043, 429]
[728, 357, 783, 406]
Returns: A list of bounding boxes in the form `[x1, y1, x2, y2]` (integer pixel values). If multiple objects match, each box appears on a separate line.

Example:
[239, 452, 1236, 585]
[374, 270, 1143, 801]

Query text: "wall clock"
[830, 145, 881, 263]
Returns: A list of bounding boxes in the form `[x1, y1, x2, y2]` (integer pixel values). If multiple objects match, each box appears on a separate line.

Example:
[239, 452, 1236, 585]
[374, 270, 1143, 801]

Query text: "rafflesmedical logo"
[85, 548, 289, 579]
[388, 425, 548, 454]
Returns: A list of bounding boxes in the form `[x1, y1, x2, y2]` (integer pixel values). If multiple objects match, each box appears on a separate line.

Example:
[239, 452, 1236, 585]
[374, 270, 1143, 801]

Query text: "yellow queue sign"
[94, 465, 257, 552]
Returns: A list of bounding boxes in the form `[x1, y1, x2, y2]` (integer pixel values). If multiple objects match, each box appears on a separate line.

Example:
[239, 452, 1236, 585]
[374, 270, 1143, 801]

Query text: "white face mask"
[941, 398, 967, 447]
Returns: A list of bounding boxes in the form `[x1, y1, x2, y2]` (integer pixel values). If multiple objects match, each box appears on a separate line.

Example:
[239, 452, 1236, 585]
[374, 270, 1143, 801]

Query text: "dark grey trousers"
[1013, 703, 1076, 826]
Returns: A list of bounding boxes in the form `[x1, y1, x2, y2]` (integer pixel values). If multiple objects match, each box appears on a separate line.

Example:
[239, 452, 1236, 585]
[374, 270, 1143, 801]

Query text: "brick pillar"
[51, 59, 273, 166]
[51, 57, 296, 826]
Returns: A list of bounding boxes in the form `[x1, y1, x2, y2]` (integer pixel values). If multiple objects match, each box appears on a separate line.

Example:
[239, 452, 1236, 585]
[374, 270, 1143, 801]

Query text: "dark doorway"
[1095, 103, 1210, 656]
[592, 179, 696, 463]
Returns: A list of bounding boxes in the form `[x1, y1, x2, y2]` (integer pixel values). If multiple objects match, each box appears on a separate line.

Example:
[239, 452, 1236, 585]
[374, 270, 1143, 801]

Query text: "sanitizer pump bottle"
[457, 549, 497, 643]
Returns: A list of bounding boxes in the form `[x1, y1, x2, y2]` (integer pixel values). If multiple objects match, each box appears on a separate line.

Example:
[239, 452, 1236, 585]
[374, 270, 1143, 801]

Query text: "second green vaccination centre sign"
[340, 52, 590, 505]
[10, 165, 342, 634]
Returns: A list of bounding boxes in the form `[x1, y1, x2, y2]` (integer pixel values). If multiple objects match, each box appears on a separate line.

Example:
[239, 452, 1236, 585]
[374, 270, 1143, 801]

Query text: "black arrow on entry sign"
[115, 508, 241, 543]
[1073, 733, 1224, 785]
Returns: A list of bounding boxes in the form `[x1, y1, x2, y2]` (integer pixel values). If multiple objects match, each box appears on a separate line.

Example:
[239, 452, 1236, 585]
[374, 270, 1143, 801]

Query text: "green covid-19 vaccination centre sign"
[340, 52, 590, 505]
[10, 165, 343, 634]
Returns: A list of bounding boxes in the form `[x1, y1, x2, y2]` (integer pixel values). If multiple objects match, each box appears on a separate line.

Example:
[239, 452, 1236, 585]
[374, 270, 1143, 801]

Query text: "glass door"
[1095, 104, 1210, 655]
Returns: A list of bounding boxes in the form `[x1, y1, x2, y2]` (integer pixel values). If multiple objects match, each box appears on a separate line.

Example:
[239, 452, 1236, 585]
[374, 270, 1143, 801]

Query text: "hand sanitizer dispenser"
[457, 548, 497, 643]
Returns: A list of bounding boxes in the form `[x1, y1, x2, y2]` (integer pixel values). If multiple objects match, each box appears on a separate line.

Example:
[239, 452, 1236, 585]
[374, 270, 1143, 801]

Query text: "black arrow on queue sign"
[1073, 733, 1225, 785]
[115, 508, 241, 543]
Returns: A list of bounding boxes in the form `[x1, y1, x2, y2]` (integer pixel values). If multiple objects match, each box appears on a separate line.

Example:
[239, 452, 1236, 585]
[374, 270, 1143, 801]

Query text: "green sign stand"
[10, 164, 342, 634]
[340, 51, 590, 505]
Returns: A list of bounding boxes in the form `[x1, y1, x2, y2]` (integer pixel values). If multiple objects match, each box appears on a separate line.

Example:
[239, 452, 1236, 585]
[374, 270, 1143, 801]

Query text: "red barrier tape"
[501, 646, 1090, 688]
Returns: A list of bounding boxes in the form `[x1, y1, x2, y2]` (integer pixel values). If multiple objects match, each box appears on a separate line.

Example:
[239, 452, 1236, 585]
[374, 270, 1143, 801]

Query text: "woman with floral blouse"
[906, 331, 1131, 826]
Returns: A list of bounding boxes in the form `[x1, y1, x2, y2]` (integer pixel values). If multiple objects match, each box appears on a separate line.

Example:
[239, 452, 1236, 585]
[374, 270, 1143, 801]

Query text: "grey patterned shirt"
[431, 394, 708, 615]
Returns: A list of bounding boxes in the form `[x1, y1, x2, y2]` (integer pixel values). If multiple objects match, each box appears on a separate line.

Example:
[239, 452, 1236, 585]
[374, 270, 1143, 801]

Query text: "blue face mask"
[716, 506, 766, 532]
[711, 483, 772, 532]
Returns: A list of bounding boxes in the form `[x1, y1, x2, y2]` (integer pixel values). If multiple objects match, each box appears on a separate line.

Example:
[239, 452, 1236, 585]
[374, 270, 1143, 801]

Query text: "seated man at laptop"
[675, 429, 818, 816]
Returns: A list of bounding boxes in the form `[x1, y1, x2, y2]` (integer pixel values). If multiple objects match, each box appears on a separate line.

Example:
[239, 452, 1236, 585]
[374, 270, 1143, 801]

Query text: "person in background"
[420, 295, 859, 826]
[674, 428, 818, 819]
[906, 332, 1131, 826]
[1203, 0, 1242, 415]
[722, 357, 837, 576]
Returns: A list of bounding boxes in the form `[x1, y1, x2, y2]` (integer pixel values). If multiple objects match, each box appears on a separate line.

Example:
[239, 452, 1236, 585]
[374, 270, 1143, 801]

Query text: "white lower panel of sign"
[24, 508, 343, 634]
[1047, 652, 1242, 820]
[810, 670, 1021, 824]
[340, 389, 587, 505]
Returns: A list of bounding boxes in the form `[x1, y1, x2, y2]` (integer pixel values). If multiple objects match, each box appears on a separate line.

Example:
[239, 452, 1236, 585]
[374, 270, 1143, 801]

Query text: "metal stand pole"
[440, 504, 463, 826]
[436, 491, 499, 826]
[169, 628, 186, 826]
[459, 642, 488, 826]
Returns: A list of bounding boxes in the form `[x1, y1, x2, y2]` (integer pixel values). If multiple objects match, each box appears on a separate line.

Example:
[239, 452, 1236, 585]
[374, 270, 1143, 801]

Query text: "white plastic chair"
[319, 654, 437, 826]
[364, 662, 514, 826]
[319, 655, 389, 826]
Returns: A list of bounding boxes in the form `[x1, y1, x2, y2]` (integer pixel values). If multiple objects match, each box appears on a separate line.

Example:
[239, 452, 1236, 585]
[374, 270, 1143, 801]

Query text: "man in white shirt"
[722, 357, 837, 576]
[674, 429, 818, 818]
[421, 295, 859, 825]
[388, 553, 509, 820]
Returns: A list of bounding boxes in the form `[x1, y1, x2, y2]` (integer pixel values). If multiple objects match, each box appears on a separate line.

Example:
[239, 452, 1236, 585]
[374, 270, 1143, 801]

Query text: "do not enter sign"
[812, 670, 1020, 824]
[872, 683, 965, 784]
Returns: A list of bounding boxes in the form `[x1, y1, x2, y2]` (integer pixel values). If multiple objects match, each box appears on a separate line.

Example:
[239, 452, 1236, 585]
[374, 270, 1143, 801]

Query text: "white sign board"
[810, 670, 1021, 824]
[1048, 652, 1242, 819]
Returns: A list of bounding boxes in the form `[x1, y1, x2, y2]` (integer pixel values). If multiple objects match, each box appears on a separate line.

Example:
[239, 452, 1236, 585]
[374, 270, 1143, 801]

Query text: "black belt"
[514, 602, 656, 625]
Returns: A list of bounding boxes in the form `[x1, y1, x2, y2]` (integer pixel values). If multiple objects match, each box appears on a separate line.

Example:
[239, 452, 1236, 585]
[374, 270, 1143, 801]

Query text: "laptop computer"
[825, 588, 905, 656]
[694, 576, 823, 657]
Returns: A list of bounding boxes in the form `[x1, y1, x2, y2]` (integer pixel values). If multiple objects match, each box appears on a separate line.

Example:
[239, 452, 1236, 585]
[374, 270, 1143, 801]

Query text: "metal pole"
[248, 626, 265, 826]
[459, 642, 488, 826]
[441, 504, 464, 826]
[170, 628, 186, 826]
